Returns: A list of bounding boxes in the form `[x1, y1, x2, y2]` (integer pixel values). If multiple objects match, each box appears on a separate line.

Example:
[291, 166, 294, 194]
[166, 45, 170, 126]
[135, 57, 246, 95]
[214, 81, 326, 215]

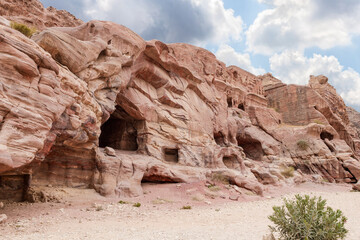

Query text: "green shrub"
[268, 194, 348, 240]
[297, 140, 309, 150]
[10, 21, 36, 37]
[95, 205, 104, 211]
[211, 173, 230, 184]
[181, 205, 192, 210]
[280, 166, 295, 178]
[313, 119, 325, 125]
[133, 202, 141, 207]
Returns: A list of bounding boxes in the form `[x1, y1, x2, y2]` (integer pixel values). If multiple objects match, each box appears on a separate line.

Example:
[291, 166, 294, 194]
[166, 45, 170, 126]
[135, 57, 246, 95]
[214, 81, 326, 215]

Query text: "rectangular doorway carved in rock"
[164, 148, 179, 163]
[0, 174, 30, 202]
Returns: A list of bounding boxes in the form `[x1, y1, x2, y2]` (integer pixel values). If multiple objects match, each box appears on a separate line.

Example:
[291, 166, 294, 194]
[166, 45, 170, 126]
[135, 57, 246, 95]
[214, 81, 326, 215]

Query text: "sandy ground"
[0, 182, 359, 240]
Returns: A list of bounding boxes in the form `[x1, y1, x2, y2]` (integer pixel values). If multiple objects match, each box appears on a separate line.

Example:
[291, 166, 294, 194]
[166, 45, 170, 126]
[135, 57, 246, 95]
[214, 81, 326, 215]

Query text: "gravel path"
[1, 184, 359, 240]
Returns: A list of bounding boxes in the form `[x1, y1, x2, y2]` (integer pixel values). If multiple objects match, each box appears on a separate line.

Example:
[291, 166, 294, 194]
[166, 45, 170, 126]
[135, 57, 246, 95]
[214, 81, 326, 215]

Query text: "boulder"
[353, 182, 360, 191]
[343, 159, 360, 180]
[104, 147, 116, 157]
[0, 214, 7, 224]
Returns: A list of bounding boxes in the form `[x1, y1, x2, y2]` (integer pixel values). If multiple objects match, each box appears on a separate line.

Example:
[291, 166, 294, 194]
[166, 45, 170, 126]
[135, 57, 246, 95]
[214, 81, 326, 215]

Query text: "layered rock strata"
[0, 1, 360, 201]
[0, 0, 82, 30]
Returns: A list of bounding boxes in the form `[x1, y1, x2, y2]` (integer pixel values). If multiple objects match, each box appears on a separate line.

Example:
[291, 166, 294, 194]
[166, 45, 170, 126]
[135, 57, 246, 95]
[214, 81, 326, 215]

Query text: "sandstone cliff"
[0, 0, 360, 202]
[348, 106, 360, 138]
[0, 0, 82, 30]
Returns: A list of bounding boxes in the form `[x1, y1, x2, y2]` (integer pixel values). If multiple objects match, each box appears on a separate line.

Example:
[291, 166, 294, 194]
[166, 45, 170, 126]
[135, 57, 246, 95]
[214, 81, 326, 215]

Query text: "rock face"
[0, 0, 82, 30]
[348, 106, 360, 138]
[262, 73, 360, 183]
[0, 1, 360, 201]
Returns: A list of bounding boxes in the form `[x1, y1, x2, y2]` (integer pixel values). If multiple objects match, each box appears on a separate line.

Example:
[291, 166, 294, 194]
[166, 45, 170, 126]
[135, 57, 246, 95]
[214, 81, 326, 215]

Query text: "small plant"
[118, 200, 129, 204]
[280, 166, 295, 178]
[313, 119, 325, 125]
[268, 194, 348, 240]
[211, 173, 230, 185]
[297, 140, 309, 150]
[10, 21, 36, 37]
[271, 107, 280, 113]
[95, 205, 104, 211]
[181, 205, 192, 210]
[321, 178, 330, 183]
[207, 185, 221, 192]
[151, 198, 173, 204]
[133, 202, 141, 207]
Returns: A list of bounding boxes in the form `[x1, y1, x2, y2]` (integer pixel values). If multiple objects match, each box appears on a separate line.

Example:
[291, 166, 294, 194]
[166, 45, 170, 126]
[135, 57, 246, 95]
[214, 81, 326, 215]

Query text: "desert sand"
[1, 182, 359, 240]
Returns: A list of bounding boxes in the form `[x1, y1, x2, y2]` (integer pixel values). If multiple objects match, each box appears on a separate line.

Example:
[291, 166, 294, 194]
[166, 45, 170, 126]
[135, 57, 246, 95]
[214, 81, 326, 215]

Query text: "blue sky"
[40, 0, 360, 111]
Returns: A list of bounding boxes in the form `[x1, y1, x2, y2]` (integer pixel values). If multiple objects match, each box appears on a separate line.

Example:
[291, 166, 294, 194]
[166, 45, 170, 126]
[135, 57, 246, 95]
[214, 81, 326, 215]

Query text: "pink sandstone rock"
[0, 0, 82, 30]
[0, 1, 360, 200]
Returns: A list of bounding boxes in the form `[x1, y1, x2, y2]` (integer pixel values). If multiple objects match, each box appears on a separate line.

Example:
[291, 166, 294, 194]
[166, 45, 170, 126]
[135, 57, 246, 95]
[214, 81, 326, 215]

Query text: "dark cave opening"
[0, 174, 30, 202]
[99, 106, 139, 151]
[227, 97, 233, 108]
[238, 103, 245, 111]
[237, 137, 263, 161]
[141, 176, 179, 184]
[214, 132, 226, 146]
[320, 131, 334, 141]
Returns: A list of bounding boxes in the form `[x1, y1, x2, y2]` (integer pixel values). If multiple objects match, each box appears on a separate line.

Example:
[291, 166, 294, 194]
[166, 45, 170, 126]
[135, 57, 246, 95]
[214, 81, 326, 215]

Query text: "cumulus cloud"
[269, 50, 360, 109]
[247, 0, 360, 54]
[83, 0, 243, 45]
[215, 44, 265, 75]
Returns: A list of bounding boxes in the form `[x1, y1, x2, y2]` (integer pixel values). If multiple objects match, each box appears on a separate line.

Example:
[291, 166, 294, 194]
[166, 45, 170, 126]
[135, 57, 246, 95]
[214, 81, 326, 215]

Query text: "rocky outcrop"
[348, 106, 360, 138]
[0, 0, 82, 30]
[1, 1, 360, 201]
[309, 75, 360, 156]
[263, 73, 360, 183]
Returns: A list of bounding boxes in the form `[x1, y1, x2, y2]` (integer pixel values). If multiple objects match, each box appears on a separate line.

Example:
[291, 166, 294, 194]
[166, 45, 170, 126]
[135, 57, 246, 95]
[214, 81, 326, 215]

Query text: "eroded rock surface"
[0, 1, 360, 201]
[0, 0, 82, 30]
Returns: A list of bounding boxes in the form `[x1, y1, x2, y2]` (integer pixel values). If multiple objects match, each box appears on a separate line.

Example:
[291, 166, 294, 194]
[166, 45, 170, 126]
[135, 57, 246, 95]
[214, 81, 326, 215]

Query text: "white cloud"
[215, 44, 265, 75]
[83, 0, 243, 45]
[247, 0, 360, 54]
[269, 50, 360, 109]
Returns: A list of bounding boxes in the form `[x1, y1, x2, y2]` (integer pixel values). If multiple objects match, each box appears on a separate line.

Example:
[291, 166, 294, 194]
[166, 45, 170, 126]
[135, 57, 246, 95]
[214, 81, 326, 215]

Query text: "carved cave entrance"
[237, 137, 263, 161]
[163, 148, 179, 163]
[0, 174, 30, 202]
[227, 97, 233, 107]
[99, 106, 141, 151]
[141, 174, 180, 184]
